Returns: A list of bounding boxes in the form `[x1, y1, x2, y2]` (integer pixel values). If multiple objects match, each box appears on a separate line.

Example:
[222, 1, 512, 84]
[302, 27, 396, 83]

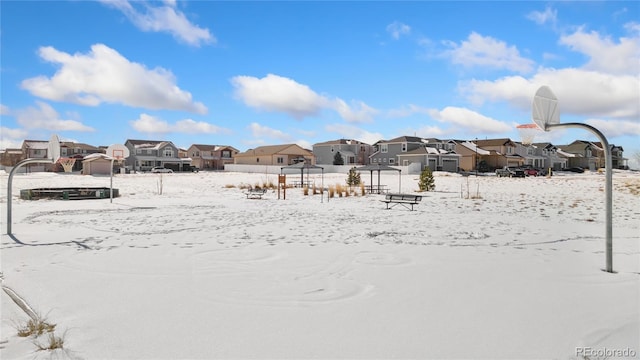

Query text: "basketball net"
[516, 124, 540, 145]
[59, 158, 76, 172]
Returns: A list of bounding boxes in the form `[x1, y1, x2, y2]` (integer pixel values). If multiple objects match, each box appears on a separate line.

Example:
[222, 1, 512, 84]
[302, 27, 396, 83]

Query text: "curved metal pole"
[7, 158, 54, 235]
[546, 122, 613, 272]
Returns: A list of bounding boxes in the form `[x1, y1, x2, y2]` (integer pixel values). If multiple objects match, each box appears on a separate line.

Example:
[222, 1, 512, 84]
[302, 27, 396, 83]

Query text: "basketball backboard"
[106, 144, 130, 160]
[48, 134, 61, 163]
[532, 86, 560, 130]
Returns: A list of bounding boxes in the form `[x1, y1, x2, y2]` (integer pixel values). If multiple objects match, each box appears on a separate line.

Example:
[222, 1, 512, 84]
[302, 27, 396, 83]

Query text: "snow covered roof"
[460, 141, 490, 155]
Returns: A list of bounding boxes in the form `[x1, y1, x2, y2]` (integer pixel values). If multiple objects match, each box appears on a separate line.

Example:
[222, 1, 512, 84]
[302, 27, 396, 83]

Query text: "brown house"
[187, 144, 239, 170]
[234, 144, 315, 166]
[473, 138, 524, 169]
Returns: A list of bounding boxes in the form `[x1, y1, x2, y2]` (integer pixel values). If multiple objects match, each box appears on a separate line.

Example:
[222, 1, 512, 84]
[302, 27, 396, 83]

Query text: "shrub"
[17, 317, 55, 337]
[34, 332, 64, 351]
[418, 167, 435, 192]
[333, 152, 345, 165]
[346, 167, 361, 187]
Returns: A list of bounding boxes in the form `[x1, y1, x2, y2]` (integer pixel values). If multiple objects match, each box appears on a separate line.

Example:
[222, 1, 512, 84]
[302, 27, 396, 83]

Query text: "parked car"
[496, 166, 525, 178]
[568, 167, 585, 173]
[524, 168, 539, 176]
[150, 167, 173, 173]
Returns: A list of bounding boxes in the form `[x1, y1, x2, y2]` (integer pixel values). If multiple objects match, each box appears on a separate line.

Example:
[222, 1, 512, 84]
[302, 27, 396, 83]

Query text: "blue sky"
[1, 1, 639, 165]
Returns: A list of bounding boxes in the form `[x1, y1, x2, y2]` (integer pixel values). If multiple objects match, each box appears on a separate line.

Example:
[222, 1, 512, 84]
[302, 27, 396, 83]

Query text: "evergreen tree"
[418, 167, 435, 192]
[333, 151, 345, 165]
[346, 167, 361, 186]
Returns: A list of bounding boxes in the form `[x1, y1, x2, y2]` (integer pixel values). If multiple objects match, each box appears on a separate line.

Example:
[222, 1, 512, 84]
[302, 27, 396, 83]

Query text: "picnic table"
[292, 180, 313, 188]
[364, 184, 390, 194]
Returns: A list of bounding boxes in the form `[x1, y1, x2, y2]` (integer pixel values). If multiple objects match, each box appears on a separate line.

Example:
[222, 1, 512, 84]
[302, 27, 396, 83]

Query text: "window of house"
[507, 146, 513, 154]
[222, 150, 231, 158]
[383, 158, 387, 162]
[381, 144, 388, 153]
[163, 147, 173, 157]
[277, 157, 284, 164]
[137, 149, 142, 154]
[586, 148, 592, 157]
[389, 158, 395, 164]
[256, 158, 260, 163]
[401, 143, 407, 152]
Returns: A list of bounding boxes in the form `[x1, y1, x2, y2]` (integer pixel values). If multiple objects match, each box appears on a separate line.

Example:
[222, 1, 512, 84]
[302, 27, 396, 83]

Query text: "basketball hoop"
[58, 158, 76, 173]
[516, 123, 541, 145]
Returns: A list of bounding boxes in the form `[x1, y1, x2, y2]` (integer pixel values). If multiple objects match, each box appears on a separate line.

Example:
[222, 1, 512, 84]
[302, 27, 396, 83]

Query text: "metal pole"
[546, 122, 613, 272]
[6, 158, 54, 235]
[110, 159, 115, 203]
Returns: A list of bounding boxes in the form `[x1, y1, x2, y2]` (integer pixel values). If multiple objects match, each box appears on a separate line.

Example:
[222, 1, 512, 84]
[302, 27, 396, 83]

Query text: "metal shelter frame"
[280, 162, 324, 190]
[354, 164, 402, 194]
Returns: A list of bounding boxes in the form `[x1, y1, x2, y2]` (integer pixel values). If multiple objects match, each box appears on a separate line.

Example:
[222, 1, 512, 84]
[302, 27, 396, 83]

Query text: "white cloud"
[460, 68, 639, 119]
[0, 127, 28, 139]
[100, 0, 214, 47]
[324, 124, 384, 145]
[248, 122, 292, 142]
[21, 44, 207, 114]
[386, 21, 411, 40]
[0, 127, 29, 150]
[585, 118, 640, 138]
[15, 101, 95, 132]
[231, 74, 328, 119]
[526, 6, 557, 26]
[333, 99, 378, 123]
[231, 74, 377, 123]
[428, 106, 513, 134]
[0, 104, 9, 115]
[130, 113, 226, 134]
[442, 32, 535, 73]
[559, 27, 640, 75]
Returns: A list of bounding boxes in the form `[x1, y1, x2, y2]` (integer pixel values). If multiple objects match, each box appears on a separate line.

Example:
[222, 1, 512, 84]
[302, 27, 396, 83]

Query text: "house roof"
[398, 147, 459, 156]
[126, 139, 176, 150]
[474, 138, 514, 147]
[60, 141, 100, 151]
[459, 141, 491, 155]
[22, 140, 50, 149]
[313, 139, 371, 146]
[235, 144, 313, 157]
[384, 136, 424, 144]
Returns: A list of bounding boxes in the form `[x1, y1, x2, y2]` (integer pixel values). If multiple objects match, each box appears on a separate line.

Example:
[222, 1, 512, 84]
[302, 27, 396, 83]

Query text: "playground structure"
[20, 187, 118, 200]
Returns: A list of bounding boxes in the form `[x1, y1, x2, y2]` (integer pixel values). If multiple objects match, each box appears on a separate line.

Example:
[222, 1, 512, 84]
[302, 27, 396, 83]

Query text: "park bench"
[380, 193, 422, 211]
[245, 188, 267, 199]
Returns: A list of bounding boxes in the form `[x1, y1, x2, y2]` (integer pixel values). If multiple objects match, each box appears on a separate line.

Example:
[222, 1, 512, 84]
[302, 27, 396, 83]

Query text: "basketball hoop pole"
[6, 158, 54, 235]
[543, 122, 613, 272]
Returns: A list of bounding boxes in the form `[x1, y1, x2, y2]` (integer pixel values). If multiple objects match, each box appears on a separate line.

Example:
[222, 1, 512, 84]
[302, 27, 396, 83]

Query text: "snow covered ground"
[1, 170, 638, 359]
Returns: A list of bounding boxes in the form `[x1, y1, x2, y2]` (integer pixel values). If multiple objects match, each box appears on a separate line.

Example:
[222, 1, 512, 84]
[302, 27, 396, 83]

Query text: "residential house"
[187, 144, 239, 170]
[514, 142, 546, 169]
[124, 139, 191, 172]
[370, 136, 425, 166]
[557, 140, 599, 170]
[60, 141, 103, 172]
[532, 143, 569, 170]
[453, 141, 491, 172]
[472, 138, 524, 170]
[312, 139, 373, 165]
[396, 146, 461, 172]
[0, 148, 23, 168]
[20, 140, 55, 172]
[234, 144, 315, 166]
[610, 144, 627, 169]
[81, 153, 116, 175]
